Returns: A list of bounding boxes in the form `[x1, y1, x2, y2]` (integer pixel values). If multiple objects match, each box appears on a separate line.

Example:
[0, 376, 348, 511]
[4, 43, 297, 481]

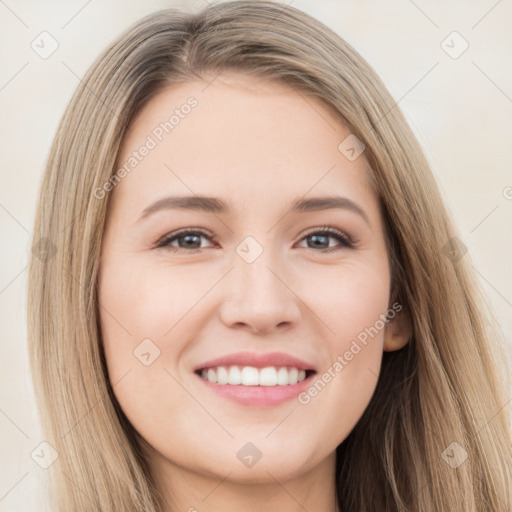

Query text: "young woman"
[27, 1, 512, 511]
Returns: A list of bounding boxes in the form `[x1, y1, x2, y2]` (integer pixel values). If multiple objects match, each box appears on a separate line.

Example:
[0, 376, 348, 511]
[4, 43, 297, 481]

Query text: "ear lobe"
[383, 305, 412, 352]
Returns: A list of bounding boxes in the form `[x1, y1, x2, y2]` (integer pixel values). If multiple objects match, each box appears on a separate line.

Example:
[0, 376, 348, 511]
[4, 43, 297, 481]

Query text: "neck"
[150, 449, 340, 512]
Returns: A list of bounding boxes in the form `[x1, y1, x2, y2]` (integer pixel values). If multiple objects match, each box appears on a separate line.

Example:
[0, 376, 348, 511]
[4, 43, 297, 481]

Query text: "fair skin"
[98, 73, 411, 512]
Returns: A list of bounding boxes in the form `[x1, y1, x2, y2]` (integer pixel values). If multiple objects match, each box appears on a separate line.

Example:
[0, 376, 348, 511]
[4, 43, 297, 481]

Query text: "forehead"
[112, 73, 376, 218]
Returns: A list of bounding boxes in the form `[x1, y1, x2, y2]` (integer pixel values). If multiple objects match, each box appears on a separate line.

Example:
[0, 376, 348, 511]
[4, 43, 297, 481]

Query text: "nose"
[218, 245, 301, 335]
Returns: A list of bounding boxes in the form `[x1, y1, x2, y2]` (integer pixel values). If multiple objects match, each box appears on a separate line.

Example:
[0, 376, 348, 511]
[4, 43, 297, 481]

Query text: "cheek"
[97, 255, 228, 403]
[97, 258, 203, 442]
[98, 258, 210, 373]
[297, 256, 390, 348]
[294, 261, 389, 434]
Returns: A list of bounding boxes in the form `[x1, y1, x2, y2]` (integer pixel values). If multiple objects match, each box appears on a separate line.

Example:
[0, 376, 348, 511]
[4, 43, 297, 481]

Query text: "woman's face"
[98, 73, 408, 485]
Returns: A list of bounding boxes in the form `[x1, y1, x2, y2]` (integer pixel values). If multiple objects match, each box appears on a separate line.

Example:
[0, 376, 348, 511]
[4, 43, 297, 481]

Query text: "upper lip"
[194, 351, 317, 372]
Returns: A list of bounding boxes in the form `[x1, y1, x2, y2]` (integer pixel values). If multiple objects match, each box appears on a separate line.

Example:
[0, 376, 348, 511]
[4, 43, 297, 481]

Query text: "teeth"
[200, 366, 308, 386]
[229, 365, 242, 385]
[217, 366, 229, 385]
[241, 366, 259, 386]
[259, 367, 277, 386]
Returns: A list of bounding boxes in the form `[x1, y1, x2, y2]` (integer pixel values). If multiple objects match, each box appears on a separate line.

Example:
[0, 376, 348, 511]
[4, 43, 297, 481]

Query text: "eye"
[155, 229, 218, 253]
[155, 225, 356, 254]
[296, 225, 355, 253]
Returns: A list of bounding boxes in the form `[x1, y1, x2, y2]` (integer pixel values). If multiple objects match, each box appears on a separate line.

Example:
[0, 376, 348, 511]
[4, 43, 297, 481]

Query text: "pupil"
[181, 234, 200, 248]
[310, 234, 328, 248]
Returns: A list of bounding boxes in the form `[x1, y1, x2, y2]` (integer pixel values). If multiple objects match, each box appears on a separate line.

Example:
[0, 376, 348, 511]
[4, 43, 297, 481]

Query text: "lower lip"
[195, 372, 316, 407]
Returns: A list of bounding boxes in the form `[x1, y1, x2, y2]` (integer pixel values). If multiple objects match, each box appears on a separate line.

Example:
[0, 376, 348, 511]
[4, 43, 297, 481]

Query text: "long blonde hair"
[27, 1, 512, 510]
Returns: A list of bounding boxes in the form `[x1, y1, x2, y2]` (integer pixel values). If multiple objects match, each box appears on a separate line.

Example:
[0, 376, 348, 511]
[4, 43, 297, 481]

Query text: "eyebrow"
[136, 195, 370, 225]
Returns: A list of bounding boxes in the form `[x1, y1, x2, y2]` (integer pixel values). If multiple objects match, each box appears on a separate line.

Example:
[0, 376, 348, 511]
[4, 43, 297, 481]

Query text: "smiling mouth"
[194, 365, 317, 386]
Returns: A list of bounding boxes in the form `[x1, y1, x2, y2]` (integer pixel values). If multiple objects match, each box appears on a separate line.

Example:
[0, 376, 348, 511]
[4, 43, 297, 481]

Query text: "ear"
[383, 303, 412, 351]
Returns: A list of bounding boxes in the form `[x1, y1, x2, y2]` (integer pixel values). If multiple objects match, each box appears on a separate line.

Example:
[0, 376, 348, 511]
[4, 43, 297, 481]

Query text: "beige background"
[1, 0, 511, 509]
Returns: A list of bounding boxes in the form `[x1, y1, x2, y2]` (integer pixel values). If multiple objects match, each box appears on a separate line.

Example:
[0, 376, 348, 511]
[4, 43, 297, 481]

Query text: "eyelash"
[154, 225, 357, 254]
